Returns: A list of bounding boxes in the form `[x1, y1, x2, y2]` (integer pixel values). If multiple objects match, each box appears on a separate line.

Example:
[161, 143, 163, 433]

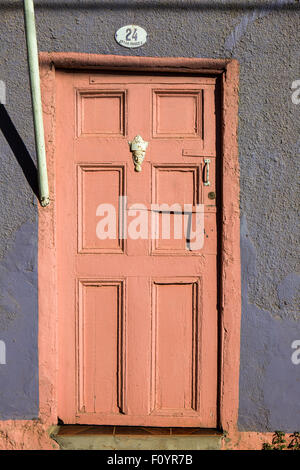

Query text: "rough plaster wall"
[0, 5, 38, 419]
[0, 0, 299, 431]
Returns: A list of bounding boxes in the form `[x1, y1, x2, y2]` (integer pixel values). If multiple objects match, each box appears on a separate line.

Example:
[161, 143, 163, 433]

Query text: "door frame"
[38, 53, 240, 433]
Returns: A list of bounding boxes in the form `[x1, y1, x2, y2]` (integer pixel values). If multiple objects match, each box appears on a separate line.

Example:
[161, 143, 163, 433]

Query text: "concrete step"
[52, 426, 222, 450]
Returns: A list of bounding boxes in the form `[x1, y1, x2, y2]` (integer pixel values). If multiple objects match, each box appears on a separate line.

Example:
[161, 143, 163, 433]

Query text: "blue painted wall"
[0, 0, 299, 431]
[0, 222, 38, 419]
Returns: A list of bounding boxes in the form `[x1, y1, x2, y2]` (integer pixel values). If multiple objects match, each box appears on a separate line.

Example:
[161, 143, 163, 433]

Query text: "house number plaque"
[115, 25, 147, 49]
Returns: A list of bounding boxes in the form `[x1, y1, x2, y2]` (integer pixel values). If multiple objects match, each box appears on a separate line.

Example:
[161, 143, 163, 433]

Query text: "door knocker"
[128, 135, 149, 172]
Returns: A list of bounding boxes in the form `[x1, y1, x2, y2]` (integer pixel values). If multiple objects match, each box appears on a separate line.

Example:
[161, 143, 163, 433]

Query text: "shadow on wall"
[0, 1, 299, 11]
[0, 104, 39, 198]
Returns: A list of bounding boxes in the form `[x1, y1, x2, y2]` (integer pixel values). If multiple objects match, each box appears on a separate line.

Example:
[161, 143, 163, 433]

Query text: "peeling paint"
[277, 273, 300, 317]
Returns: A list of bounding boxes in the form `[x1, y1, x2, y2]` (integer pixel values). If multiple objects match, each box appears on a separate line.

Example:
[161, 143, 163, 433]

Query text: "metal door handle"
[203, 159, 210, 186]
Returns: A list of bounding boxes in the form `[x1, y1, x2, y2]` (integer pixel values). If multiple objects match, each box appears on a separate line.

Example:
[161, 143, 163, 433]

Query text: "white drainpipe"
[23, 0, 49, 207]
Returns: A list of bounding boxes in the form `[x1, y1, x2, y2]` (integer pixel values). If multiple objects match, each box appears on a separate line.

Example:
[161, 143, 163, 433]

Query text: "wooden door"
[56, 71, 218, 427]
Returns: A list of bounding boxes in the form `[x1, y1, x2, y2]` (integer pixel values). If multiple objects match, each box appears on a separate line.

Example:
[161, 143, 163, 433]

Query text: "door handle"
[203, 159, 210, 186]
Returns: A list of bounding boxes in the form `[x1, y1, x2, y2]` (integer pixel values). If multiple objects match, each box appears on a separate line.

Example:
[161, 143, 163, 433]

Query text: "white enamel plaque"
[115, 25, 147, 49]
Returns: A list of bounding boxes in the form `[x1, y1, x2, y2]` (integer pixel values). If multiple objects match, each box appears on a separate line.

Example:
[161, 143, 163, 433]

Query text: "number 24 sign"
[115, 25, 147, 49]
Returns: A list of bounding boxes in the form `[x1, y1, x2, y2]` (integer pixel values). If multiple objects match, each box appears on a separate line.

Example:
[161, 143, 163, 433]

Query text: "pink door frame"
[38, 53, 240, 433]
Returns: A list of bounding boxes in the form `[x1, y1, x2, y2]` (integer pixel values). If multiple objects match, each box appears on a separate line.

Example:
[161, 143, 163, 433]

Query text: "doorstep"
[51, 426, 223, 450]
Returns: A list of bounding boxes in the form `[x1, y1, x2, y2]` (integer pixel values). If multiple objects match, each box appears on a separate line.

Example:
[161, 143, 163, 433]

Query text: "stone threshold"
[52, 426, 223, 450]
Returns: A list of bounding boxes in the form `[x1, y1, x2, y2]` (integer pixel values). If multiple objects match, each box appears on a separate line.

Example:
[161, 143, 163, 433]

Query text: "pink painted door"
[56, 71, 218, 427]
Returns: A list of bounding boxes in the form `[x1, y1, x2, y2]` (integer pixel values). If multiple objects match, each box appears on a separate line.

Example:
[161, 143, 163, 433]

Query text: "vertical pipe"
[23, 0, 49, 206]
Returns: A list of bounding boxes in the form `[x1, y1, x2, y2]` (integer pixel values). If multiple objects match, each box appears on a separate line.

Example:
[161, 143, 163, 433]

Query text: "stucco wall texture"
[0, 0, 299, 435]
